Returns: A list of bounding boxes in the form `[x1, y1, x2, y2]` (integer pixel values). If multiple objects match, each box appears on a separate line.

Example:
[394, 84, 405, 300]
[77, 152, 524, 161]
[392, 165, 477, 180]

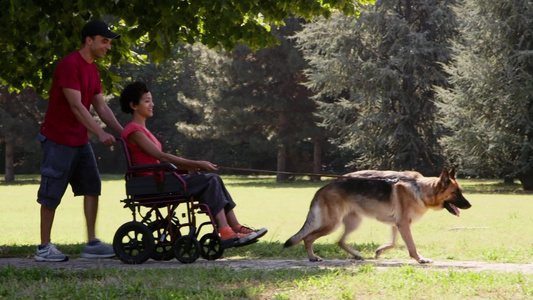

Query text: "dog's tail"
[283, 189, 324, 248]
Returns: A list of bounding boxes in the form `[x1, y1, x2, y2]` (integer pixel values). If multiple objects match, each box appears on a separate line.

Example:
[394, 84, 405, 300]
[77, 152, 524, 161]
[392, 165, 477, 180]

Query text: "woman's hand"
[197, 161, 218, 171]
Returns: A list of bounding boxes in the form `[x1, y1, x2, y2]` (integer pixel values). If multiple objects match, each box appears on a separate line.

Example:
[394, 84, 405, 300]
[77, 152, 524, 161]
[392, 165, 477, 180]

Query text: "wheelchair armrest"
[130, 163, 177, 172]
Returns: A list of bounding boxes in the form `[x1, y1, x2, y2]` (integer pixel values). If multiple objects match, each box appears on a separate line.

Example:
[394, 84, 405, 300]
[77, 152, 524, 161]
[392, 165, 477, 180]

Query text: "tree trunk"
[276, 143, 287, 182]
[311, 137, 322, 181]
[518, 175, 533, 191]
[503, 175, 514, 184]
[5, 138, 14, 182]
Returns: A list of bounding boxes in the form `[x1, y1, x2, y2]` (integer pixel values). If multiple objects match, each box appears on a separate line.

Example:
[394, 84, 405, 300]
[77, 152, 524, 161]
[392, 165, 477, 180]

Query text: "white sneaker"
[35, 243, 69, 262]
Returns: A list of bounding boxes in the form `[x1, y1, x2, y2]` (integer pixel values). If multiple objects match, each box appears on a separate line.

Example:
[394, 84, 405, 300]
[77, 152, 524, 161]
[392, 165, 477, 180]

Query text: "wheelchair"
[112, 137, 240, 264]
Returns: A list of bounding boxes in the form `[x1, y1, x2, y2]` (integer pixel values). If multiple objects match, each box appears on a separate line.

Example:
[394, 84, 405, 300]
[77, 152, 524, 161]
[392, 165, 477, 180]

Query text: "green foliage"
[0, 0, 370, 95]
[436, 0, 533, 188]
[296, 0, 459, 174]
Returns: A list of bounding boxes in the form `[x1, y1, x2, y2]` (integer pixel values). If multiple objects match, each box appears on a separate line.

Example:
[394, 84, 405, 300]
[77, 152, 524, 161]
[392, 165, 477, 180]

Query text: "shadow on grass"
[0, 241, 381, 260]
[0, 262, 373, 300]
[227, 241, 381, 260]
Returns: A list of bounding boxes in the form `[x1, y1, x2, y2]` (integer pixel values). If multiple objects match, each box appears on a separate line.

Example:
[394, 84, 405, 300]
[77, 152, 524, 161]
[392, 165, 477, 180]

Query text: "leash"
[218, 166, 400, 183]
[218, 166, 347, 178]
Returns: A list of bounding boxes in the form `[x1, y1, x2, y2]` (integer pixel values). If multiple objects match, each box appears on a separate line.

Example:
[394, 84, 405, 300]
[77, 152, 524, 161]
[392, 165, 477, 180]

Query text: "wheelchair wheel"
[199, 233, 224, 260]
[113, 221, 155, 264]
[173, 235, 200, 264]
[149, 220, 180, 261]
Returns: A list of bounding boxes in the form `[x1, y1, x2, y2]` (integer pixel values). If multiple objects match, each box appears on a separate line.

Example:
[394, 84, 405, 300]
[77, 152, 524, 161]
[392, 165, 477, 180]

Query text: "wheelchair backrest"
[115, 137, 187, 196]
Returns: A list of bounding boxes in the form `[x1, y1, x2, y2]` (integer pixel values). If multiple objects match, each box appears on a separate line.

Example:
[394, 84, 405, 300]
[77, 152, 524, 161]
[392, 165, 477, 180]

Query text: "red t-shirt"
[40, 51, 102, 146]
[122, 122, 162, 175]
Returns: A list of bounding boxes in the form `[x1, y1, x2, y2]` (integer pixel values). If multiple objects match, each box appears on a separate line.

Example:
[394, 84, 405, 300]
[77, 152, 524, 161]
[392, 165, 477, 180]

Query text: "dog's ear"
[449, 167, 457, 179]
[439, 167, 451, 189]
[439, 167, 449, 179]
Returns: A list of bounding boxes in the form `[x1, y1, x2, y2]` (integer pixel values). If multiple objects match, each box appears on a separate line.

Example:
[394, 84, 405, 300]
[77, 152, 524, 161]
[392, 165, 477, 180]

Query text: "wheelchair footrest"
[221, 236, 259, 249]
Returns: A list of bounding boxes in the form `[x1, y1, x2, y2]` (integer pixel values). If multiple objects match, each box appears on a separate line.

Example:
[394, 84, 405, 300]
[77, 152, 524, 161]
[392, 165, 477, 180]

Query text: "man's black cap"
[81, 20, 121, 41]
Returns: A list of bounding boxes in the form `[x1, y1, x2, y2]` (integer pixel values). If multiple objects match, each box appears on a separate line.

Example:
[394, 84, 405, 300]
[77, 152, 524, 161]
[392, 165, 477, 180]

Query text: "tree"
[296, 0, 458, 175]
[0, 0, 372, 180]
[1, 0, 371, 96]
[178, 17, 324, 181]
[436, 0, 533, 189]
[0, 86, 46, 181]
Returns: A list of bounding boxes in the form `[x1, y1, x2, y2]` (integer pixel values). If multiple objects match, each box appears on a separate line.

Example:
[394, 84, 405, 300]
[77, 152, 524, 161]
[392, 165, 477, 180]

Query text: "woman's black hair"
[120, 81, 149, 114]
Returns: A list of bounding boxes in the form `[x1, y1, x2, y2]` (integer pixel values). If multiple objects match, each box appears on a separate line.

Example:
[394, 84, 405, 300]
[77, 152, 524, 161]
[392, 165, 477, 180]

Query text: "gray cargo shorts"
[37, 133, 101, 209]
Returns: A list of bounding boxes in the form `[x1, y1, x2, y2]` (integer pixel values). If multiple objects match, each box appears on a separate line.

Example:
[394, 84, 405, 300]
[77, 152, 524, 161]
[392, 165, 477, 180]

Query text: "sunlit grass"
[1, 175, 532, 299]
[1, 175, 532, 264]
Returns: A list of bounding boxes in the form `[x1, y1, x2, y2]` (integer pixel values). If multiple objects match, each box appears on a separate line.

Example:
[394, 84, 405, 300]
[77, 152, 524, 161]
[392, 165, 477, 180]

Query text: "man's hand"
[98, 132, 116, 146]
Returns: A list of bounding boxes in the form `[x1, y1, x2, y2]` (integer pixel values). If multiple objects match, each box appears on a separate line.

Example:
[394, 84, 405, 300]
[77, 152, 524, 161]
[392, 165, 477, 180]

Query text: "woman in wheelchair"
[119, 81, 267, 245]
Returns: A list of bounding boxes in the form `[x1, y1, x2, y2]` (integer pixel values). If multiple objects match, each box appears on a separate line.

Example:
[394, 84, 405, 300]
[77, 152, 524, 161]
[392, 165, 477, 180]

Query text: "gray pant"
[182, 173, 236, 216]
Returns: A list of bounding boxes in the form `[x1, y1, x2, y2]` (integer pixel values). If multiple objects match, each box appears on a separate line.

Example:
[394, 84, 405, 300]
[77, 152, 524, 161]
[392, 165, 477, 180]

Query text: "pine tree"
[437, 0, 533, 189]
[296, 0, 459, 174]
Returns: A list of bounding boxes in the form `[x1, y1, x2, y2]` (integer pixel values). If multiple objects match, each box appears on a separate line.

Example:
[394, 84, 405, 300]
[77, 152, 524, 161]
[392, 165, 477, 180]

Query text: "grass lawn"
[1, 175, 531, 263]
[0, 175, 532, 299]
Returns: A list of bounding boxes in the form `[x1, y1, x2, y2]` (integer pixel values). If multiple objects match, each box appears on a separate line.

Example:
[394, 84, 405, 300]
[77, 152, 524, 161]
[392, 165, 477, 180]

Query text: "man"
[35, 20, 124, 262]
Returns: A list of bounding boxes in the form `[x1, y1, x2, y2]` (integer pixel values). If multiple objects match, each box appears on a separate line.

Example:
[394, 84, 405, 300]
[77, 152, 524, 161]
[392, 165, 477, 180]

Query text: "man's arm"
[92, 93, 124, 136]
[63, 88, 116, 146]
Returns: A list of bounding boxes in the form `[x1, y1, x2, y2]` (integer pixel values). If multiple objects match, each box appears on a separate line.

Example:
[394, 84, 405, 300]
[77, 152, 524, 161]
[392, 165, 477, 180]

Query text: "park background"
[0, 0, 532, 190]
[1, 1, 532, 298]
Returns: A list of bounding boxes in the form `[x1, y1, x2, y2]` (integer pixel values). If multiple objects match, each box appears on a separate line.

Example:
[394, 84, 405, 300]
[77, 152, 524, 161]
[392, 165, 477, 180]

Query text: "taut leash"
[218, 166, 400, 183]
[218, 166, 347, 179]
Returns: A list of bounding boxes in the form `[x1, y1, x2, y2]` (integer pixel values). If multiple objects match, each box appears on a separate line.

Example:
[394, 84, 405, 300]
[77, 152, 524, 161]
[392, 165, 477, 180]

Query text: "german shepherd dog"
[284, 168, 471, 264]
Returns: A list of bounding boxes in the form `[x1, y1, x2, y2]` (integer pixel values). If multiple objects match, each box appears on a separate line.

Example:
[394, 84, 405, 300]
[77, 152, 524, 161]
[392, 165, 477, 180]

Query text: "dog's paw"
[375, 249, 383, 258]
[309, 256, 323, 262]
[417, 257, 433, 264]
[352, 254, 364, 261]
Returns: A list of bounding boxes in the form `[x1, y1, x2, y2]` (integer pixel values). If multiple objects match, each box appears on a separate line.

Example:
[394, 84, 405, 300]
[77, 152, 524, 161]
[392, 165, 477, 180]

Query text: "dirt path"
[1, 258, 532, 273]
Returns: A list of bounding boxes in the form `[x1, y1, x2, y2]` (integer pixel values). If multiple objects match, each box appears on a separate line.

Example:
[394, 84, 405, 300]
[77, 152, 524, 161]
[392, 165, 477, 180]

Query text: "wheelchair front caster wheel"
[174, 235, 200, 263]
[199, 233, 224, 260]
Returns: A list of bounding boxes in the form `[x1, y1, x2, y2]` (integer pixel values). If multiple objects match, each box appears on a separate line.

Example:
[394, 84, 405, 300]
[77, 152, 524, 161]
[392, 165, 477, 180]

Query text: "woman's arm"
[127, 131, 218, 171]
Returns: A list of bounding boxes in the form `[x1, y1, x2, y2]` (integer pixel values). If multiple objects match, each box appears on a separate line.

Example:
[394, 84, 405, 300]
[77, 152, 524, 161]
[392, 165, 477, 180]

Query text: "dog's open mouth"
[443, 201, 460, 217]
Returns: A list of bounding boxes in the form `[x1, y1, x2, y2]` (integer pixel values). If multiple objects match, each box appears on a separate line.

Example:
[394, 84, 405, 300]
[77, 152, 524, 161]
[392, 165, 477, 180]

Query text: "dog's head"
[436, 168, 472, 217]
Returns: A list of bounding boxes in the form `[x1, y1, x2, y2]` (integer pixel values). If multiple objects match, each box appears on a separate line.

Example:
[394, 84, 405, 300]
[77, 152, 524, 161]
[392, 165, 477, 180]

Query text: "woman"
[119, 81, 267, 244]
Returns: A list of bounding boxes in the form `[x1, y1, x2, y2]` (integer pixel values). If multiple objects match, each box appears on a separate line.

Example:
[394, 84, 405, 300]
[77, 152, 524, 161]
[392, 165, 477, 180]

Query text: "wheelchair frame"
[112, 137, 225, 264]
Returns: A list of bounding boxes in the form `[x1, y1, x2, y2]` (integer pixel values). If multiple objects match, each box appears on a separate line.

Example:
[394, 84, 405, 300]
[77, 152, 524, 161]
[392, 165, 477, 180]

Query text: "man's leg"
[36, 134, 72, 261]
[81, 194, 114, 258]
[36, 205, 68, 262]
[40, 205, 56, 245]
[84, 195, 98, 242]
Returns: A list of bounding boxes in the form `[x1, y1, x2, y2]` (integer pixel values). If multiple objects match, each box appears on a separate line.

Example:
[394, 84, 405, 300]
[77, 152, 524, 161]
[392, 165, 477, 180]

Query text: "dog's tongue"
[450, 203, 460, 217]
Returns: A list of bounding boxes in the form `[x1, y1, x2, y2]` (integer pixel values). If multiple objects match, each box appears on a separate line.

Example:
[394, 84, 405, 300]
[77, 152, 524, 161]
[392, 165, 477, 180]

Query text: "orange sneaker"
[233, 225, 268, 239]
[219, 227, 256, 243]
